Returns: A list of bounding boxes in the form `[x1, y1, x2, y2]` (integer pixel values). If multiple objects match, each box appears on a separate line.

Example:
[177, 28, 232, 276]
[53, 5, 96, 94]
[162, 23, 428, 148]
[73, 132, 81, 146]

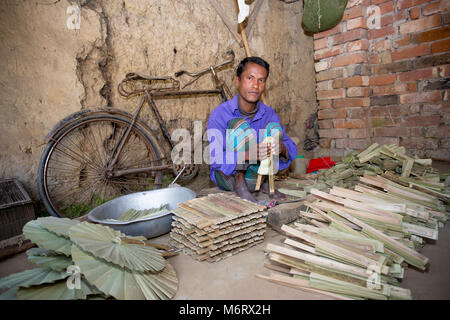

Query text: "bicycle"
[37, 50, 235, 218]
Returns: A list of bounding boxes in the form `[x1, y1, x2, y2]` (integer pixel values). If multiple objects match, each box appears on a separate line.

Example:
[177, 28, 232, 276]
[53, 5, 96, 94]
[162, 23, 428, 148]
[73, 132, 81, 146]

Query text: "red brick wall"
[314, 0, 450, 160]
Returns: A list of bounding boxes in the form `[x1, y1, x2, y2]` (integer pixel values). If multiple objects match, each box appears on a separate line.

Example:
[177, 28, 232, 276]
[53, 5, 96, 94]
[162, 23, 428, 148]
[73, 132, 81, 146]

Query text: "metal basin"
[87, 186, 196, 238]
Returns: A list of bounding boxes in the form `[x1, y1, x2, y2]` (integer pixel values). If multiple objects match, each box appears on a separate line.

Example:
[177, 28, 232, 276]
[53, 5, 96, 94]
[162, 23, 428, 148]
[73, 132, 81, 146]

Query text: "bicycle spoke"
[53, 141, 102, 172]
[82, 124, 106, 168]
[40, 115, 164, 217]
[53, 177, 105, 210]
[62, 129, 107, 168]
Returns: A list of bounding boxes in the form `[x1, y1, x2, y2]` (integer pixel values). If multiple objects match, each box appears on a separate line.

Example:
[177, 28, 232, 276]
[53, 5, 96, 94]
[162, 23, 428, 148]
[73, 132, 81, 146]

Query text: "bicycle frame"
[106, 52, 234, 178]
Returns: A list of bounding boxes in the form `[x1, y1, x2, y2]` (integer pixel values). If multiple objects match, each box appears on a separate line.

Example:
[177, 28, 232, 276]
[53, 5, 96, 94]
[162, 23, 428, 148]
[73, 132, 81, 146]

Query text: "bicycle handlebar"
[118, 73, 180, 97]
[117, 50, 235, 97]
[174, 49, 235, 78]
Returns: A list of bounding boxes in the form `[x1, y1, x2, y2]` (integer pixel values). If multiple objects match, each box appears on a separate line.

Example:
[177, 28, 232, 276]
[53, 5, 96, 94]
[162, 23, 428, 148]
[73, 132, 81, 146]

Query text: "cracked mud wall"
[0, 0, 316, 199]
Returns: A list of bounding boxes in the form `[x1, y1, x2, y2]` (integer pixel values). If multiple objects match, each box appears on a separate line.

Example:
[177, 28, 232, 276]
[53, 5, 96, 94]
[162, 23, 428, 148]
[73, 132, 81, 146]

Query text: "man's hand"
[258, 133, 286, 160]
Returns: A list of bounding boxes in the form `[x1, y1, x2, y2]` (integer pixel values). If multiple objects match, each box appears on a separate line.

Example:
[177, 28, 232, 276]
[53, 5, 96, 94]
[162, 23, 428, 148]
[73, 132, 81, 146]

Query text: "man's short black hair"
[236, 56, 270, 79]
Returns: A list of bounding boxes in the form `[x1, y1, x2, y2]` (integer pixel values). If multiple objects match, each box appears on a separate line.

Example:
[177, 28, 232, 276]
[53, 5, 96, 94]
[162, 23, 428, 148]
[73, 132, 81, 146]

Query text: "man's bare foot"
[259, 177, 286, 201]
[235, 172, 257, 203]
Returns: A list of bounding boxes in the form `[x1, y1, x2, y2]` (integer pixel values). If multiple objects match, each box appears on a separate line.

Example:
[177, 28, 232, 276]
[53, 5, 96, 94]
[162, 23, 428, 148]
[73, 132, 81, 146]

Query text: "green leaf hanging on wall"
[302, 0, 348, 33]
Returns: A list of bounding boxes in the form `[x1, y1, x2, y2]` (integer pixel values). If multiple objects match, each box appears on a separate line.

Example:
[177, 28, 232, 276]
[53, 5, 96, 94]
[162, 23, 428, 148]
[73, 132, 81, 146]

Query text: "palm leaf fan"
[26, 248, 73, 272]
[23, 220, 72, 256]
[69, 222, 166, 272]
[0, 267, 68, 290]
[0, 287, 18, 300]
[37, 216, 80, 238]
[71, 245, 178, 300]
[16, 278, 100, 300]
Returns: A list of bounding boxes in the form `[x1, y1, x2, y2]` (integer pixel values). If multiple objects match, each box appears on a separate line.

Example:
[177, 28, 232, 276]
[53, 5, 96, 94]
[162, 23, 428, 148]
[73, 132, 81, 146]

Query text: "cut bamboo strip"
[293, 222, 320, 234]
[284, 238, 316, 254]
[256, 272, 354, 300]
[402, 222, 438, 240]
[305, 202, 362, 236]
[309, 272, 387, 300]
[268, 253, 311, 274]
[328, 207, 429, 270]
[266, 243, 371, 279]
[310, 194, 403, 227]
[330, 186, 407, 214]
[264, 262, 291, 275]
[299, 211, 329, 223]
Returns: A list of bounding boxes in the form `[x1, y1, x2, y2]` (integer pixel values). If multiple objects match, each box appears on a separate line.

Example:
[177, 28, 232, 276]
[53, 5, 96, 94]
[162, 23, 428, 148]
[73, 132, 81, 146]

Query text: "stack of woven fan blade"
[169, 193, 267, 262]
[0, 217, 178, 300]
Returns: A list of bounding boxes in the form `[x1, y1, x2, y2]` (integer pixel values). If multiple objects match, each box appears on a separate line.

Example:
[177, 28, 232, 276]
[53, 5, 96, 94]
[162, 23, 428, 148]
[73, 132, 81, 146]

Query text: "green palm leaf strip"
[16, 278, 99, 300]
[37, 216, 80, 238]
[23, 220, 72, 256]
[71, 245, 178, 300]
[26, 248, 73, 272]
[69, 222, 166, 273]
[0, 267, 68, 290]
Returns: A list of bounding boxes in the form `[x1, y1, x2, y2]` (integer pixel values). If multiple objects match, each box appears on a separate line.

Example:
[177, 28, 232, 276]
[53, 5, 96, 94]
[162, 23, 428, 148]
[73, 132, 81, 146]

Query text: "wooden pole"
[234, 0, 273, 194]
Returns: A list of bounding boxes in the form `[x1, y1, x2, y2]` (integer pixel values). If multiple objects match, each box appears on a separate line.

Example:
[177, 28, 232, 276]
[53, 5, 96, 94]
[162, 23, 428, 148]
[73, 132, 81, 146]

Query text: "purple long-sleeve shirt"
[206, 94, 298, 185]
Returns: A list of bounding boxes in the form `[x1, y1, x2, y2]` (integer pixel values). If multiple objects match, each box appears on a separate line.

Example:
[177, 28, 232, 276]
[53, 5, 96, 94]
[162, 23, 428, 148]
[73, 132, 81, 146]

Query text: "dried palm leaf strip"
[311, 189, 403, 225]
[360, 175, 440, 205]
[266, 243, 371, 279]
[185, 197, 239, 217]
[330, 186, 407, 214]
[256, 272, 355, 300]
[324, 206, 429, 270]
[282, 225, 388, 274]
[172, 206, 216, 229]
[354, 184, 431, 220]
[312, 200, 404, 234]
[206, 194, 248, 212]
[0, 267, 69, 290]
[172, 214, 264, 240]
[220, 193, 267, 212]
[207, 239, 264, 262]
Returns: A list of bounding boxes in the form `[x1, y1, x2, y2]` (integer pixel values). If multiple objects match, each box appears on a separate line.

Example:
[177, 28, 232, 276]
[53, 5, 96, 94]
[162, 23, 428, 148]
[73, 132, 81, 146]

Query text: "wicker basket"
[0, 179, 35, 241]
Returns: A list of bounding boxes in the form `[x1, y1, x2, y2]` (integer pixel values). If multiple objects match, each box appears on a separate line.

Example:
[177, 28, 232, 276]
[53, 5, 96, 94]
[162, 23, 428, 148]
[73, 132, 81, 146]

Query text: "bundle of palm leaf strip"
[103, 204, 170, 222]
[0, 217, 178, 300]
[257, 173, 448, 299]
[291, 143, 443, 192]
[257, 221, 412, 299]
[169, 193, 267, 262]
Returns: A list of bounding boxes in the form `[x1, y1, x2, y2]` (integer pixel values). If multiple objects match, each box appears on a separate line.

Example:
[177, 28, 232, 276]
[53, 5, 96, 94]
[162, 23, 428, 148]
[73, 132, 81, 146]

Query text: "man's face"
[235, 62, 268, 105]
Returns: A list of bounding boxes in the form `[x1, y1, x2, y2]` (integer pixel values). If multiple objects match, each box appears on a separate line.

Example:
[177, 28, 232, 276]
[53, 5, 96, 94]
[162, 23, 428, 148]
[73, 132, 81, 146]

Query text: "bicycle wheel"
[38, 114, 164, 218]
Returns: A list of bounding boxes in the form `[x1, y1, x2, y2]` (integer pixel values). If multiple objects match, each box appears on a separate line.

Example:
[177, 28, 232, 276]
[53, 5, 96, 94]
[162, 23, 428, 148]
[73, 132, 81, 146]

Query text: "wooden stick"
[254, 174, 262, 191]
[234, 0, 251, 56]
[256, 272, 352, 300]
[268, 153, 274, 194]
[208, 0, 243, 45]
[245, 0, 266, 41]
[266, 243, 370, 278]
[0, 234, 35, 260]
[256, 272, 354, 300]
[327, 207, 429, 270]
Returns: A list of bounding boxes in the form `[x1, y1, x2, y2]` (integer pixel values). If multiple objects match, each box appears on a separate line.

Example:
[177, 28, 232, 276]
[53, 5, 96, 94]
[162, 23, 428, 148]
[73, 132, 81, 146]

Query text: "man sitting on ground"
[206, 56, 297, 203]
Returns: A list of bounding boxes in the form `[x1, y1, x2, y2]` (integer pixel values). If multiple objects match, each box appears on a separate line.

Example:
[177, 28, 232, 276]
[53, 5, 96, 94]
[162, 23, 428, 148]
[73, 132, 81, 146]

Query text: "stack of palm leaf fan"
[0, 217, 178, 300]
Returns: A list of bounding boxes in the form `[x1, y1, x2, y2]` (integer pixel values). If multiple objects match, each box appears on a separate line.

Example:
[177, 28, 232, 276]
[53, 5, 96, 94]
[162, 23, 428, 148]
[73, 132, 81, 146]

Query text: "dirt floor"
[1, 163, 449, 300]
[1, 223, 449, 300]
